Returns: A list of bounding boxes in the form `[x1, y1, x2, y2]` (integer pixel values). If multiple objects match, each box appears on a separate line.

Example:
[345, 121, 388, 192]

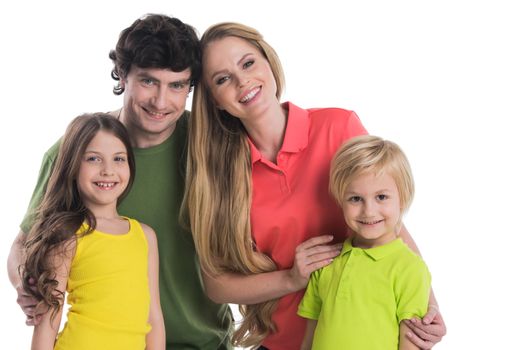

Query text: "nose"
[236, 72, 250, 88]
[100, 160, 114, 176]
[151, 86, 168, 110]
[363, 200, 376, 216]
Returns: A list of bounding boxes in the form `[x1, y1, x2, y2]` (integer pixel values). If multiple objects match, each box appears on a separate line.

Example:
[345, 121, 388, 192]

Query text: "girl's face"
[203, 36, 279, 122]
[342, 171, 402, 248]
[77, 130, 131, 215]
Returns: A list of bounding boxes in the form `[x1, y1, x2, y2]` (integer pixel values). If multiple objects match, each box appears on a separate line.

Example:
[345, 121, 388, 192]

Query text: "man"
[7, 14, 233, 350]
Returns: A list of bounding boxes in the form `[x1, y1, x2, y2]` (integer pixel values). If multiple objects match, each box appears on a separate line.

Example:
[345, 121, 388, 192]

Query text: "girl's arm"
[398, 225, 447, 348]
[31, 241, 75, 350]
[202, 235, 342, 304]
[300, 319, 317, 350]
[142, 224, 165, 350]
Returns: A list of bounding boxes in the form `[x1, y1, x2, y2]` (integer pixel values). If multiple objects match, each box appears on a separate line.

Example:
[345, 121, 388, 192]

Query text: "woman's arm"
[398, 225, 447, 348]
[202, 235, 342, 304]
[143, 224, 165, 350]
[31, 241, 74, 350]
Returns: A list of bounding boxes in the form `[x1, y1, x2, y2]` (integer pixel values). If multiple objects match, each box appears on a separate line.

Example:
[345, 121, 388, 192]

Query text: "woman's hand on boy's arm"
[403, 307, 446, 349]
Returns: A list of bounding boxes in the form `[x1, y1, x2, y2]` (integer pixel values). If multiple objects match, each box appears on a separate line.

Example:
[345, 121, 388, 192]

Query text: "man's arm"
[7, 230, 44, 325]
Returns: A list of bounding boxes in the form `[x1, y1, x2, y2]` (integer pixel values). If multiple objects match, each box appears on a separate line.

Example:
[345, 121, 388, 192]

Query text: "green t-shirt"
[298, 238, 430, 350]
[21, 111, 233, 350]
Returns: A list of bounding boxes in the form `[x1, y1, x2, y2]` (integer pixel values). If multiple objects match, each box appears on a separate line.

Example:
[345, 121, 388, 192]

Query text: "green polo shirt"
[298, 238, 430, 350]
[20, 112, 233, 350]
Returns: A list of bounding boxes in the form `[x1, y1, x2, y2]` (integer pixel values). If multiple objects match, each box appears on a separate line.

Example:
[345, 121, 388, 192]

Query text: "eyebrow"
[136, 72, 191, 85]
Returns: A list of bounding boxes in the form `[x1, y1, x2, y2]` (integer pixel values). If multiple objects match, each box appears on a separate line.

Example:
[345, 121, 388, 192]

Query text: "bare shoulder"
[139, 222, 157, 244]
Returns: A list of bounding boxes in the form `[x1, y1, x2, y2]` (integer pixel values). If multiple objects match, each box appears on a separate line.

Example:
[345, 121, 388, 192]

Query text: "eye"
[86, 155, 101, 162]
[347, 196, 362, 203]
[243, 60, 254, 69]
[141, 78, 154, 86]
[114, 156, 127, 162]
[377, 194, 388, 201]
[216, 75, 230, 85]
[171, 81, 189, 90]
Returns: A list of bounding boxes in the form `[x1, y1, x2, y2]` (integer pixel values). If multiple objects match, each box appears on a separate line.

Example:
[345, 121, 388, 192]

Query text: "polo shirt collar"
[249, 101, 310, 164]
[342, 238, 405, 261]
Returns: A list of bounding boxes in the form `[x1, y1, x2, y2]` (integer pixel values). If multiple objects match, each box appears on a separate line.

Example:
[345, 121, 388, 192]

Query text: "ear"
[119, 77, 126, 90]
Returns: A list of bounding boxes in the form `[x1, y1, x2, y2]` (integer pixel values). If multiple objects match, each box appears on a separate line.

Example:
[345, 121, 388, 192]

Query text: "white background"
[1, 0, 524, 348]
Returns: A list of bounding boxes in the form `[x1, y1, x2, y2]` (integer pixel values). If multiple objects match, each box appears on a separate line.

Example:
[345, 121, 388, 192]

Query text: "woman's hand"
[403, 306, 447, 349]
[287, 235, 342, 290]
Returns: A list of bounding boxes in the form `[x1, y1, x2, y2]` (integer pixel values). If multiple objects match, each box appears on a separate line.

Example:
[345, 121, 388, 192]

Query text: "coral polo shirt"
[250, 102, 367, 350]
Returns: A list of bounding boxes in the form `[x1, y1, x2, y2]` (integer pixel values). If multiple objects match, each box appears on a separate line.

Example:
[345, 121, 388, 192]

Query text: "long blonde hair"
[182, 22, 285, 348]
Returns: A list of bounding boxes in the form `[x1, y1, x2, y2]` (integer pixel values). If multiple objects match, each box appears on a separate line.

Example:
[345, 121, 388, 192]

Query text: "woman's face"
[203, 36, 279, 121]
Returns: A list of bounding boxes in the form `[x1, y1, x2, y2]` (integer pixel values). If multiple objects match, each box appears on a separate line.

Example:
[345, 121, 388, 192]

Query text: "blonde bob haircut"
[329, 135, 415, 214]
[183, 22, 286, 348]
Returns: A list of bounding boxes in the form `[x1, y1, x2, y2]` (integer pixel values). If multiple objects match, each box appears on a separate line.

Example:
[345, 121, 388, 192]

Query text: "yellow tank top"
[54, 217, 151, 350]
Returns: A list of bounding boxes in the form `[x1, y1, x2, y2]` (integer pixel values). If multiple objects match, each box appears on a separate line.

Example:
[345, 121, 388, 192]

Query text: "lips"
[143, 107, 170, 119]
[358, 219, 384, 225]
[239, 86, 261, 103]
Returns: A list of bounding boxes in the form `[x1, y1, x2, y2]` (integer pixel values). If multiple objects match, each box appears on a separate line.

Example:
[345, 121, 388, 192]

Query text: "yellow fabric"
[298, 238, 430, 350]
[54, 218, 151, 350]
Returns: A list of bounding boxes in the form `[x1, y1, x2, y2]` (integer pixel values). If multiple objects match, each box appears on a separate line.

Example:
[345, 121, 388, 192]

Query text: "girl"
[299, 135, 431, 350]
[21, 113, 164, 350]
[184, 22, 445, 349]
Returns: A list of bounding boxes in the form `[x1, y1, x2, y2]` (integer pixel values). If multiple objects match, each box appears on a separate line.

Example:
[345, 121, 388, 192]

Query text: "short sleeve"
[20, 139, 61, 234]
[343, 110, 368, 141]
[395, 257, 432, 322]
[297, 269, 322, 320]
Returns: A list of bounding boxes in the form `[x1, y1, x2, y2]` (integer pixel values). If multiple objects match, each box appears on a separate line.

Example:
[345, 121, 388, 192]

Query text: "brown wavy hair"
[21, 113, 135, 321]
[109, 14, 201, 95]
[183, 22, 285, 348]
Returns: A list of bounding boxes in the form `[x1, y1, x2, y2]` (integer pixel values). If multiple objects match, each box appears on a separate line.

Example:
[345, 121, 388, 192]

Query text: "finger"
[302, 243, 342, 259]
[297, 235, 334, 250]
[17, 295, 37, 307]
[304, 258, 335, 274]
[422, 306, 439, 325]
[405, 331, 435, 350]
[404, 319, 442, 344]
[304, 250, 341, 266]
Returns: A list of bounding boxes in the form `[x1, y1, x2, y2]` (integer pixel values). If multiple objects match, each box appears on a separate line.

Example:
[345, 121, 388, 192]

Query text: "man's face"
[120, 66, 191, 147]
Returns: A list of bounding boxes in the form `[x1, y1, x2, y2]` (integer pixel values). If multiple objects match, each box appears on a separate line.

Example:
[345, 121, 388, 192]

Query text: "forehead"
[127, 66, 192, 81]
[85, 130, 126, 152]
[346, 171, 398, 193]
[203, 36, 260, 68]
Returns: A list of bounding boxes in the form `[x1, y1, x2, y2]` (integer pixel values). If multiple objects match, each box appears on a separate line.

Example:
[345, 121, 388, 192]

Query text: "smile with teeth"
[144, 108, 169, 118]
[239, 87, 261, 103]
[358, 219, 383, 225]
[95, 182, 117, 189]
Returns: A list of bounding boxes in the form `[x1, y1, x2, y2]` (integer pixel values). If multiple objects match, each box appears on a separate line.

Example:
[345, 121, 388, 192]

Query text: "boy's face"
[120, 66, 192, 146]
[342, 171, 401, 248]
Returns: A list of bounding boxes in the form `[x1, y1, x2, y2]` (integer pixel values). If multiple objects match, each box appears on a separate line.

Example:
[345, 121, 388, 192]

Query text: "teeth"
[96, 182, 116, 188]
[240, 87, 260, 103]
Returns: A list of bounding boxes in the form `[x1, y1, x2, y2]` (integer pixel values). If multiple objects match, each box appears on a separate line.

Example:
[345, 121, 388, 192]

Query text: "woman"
[184, 22, 446, 350]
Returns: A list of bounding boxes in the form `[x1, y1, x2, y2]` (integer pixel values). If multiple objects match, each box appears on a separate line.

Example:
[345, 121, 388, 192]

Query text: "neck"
[87, 204, 120, 221]
[241, 104, 287, 163]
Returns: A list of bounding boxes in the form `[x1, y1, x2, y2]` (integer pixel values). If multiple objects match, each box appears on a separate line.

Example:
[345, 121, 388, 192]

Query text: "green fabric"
[21, 111, 233, 350]
[298, 238, 430, 350]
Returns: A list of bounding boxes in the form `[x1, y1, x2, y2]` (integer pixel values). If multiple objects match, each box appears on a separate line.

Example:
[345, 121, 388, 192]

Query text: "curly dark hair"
[109, 14, 201, 95]
[21, 113, 136, 320]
